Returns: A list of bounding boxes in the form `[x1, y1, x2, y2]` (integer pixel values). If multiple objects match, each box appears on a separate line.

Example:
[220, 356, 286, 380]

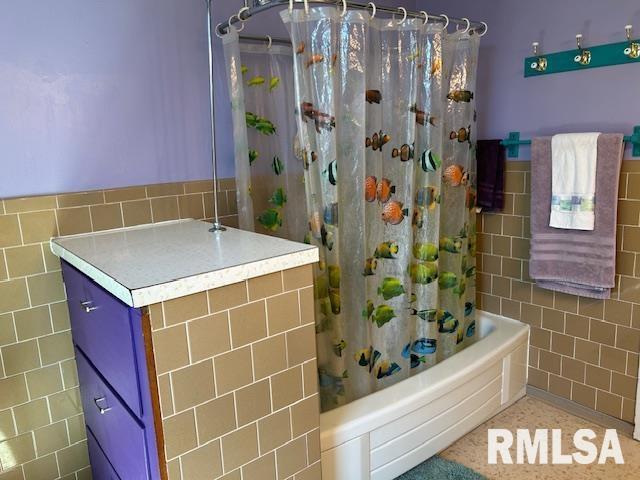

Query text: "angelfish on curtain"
[222, 29, 306, 240]
[280, 7, 481, 412]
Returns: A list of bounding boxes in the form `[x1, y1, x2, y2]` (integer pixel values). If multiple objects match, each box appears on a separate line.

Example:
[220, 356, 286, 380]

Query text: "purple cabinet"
[76, 349, 151, 479]
[87, 430, 121, 480]
[61, 262, 162, 480]
[63, 263, 144, 417]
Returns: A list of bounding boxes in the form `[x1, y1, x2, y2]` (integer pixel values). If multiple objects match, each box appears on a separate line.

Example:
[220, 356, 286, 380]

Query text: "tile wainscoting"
[148, 266, 320, 479]
[0, 179, 238, 479]
[2, 161, 640, 478]
[476, 160, 640, 423]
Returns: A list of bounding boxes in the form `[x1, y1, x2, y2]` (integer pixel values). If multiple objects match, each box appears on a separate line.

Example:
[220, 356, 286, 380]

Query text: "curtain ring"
[478, 21, 488, 37]
[215, 23, 226, 38]
[440, 14, 449, 31]
[368, 2, 376, 20]
[228, 14, 245, 32]
[457, 17, 470, 34]
[288, 0, 309, 15]
[238, 6, 250, 21]
[339, 0, 347, 17]
[420, 10, 429, 26]
[397, 7, 407, 25]
[266, 35, 273, 49]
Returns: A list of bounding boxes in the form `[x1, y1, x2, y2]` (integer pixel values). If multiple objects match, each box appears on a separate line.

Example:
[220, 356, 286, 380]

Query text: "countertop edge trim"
[50, 241, 135, 306]
[129, 247, 319, 307]
[51, 240, 319, 308]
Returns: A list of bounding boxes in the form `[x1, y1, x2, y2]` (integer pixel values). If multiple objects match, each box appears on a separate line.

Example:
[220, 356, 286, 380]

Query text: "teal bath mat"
[395, 455, 487, 480]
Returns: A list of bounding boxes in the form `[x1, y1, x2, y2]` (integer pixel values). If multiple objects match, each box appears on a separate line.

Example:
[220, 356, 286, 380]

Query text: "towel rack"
[500, 127, 640, 158]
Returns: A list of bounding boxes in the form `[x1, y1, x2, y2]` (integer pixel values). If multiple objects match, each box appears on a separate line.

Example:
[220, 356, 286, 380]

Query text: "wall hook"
[574, 34, 591, 65]
[530, 42, 547, 71]
[624, 25, 640, 59]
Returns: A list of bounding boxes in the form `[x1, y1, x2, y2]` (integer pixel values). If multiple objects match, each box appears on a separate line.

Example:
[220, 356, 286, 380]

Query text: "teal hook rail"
[501, 127, 640, 158]
[524, 37, 640, 78]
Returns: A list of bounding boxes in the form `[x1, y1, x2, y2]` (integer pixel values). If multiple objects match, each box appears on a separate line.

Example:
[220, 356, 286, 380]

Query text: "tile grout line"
[183, 317, 194, 367]
[162, 366, 313, 422]
[168, 367, 177, 425]
[154, 319, 316, 379]
[2, 247, 11, 280]
[14, 213, 25, 246]
[0, 325, 72, 351]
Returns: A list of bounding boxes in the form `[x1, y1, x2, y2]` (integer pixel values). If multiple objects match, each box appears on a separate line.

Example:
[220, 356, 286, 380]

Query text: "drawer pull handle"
[80, 300, 99, 313]
[94, 396, 112, 414]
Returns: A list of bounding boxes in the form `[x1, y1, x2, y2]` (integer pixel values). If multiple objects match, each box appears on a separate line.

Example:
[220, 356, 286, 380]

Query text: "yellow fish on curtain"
[222, 29, 307, 241]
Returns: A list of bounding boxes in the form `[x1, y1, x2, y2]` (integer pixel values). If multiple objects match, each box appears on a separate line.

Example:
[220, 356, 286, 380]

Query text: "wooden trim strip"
[141, 307, 169, 480]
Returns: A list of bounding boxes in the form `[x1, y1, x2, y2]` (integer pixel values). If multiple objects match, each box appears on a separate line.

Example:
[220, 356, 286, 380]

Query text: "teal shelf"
[524, 38, 640, 77]
[500, 127, 640, 158]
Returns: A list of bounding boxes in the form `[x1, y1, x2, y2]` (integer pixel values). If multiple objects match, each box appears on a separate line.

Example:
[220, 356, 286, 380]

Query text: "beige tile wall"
[0, 179, 238, 480]
[148, 266, 320, 480]
[476, 160, 640, 423]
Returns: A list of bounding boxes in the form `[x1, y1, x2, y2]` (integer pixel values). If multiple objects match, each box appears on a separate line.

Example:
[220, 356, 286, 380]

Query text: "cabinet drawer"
[62, 262, 143, 417]
[87, 429, 121, 480]
[76, 348, 151, 480]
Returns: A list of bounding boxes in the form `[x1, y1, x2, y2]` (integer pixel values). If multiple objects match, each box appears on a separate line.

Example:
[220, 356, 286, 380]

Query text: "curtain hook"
[478, 21, 488, 37]
[215, 23, 226, 38]
[368, 2, 376, 20]
[397, 7, 407, 25]
[339, 0, 347, 17]
[266, 35, 273, 50]
[440, 14, 449, 31]
[457, 17, 470, 34]
[289, 0, 294, 14]
[420, 10, 429, 26]
[238, 6, 250, 21]
[228, 14, 245, 32]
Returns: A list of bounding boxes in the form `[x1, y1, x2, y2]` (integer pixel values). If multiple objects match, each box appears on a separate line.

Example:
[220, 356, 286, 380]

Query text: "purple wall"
[426, 0, 640, 159]
[6, 2, 634, 198]
[0, 0, 216, 198]
[0, 0, 417, 199]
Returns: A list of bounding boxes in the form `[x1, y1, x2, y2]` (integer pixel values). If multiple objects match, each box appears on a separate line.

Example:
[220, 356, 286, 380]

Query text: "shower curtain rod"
[240, 34, 292, 46]
[218, 0, 487, 36]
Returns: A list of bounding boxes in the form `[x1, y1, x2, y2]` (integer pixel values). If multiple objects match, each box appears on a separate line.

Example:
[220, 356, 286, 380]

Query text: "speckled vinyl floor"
[440, 396, 640, 479]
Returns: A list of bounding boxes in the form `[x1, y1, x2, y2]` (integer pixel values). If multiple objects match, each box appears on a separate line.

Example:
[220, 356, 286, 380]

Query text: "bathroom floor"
[440, 396, 640, 479]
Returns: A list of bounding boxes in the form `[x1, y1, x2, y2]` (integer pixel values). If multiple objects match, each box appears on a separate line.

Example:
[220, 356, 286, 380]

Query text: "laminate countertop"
[50, 219, 318, 307]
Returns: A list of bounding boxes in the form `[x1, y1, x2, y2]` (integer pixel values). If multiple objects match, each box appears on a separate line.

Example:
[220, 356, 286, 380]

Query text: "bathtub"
[320, 310, 529, 480]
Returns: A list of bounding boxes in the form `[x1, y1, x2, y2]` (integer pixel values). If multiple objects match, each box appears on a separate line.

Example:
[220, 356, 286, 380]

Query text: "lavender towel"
[529, 134, 624, 299]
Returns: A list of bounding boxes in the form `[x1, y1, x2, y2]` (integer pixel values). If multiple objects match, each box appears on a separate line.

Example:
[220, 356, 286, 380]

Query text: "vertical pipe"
[206, 0, 226, 232]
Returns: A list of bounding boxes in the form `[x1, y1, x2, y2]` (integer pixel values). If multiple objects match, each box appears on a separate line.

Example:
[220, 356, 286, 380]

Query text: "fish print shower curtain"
[222, 30, 306, 240]
[280, 7, 481, 412]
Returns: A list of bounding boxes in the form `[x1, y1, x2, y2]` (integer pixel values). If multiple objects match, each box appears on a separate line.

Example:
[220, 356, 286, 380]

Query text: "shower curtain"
[222, 30, 307, 240]
[279, 8, 481, 411]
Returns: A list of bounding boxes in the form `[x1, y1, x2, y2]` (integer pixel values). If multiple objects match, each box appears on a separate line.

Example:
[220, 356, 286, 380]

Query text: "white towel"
[550, 133, 600, 230]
